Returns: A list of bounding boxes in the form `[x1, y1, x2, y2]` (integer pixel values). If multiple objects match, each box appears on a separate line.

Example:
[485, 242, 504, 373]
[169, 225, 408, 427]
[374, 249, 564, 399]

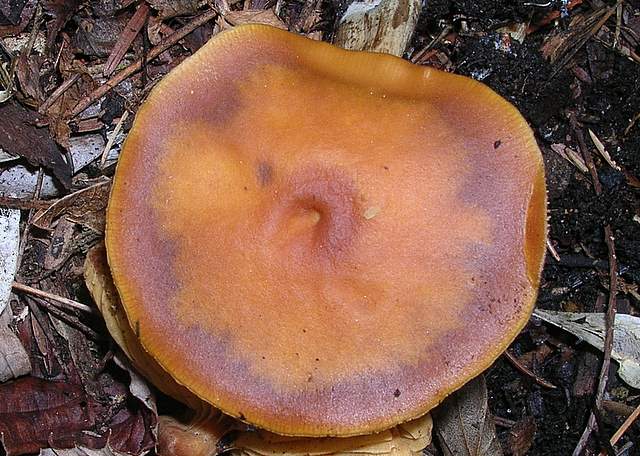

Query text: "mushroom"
[89, 22, 546, 449]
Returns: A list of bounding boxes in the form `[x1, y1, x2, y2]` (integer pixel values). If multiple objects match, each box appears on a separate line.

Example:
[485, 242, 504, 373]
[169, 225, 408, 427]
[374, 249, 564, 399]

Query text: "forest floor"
[0, 0, 639, 455]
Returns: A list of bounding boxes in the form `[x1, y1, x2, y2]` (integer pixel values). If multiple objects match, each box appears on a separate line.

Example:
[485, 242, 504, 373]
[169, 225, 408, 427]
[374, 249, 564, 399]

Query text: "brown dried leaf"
[43, 216, 75, 269]
[41, 0, 81, 48]
[0, 377, 105, 455]
[223, 10, 287, 30]
[32, 180, 111, 232]
[0, 0, 29, 25]
[0, 321, 31, 381]
[44, 75, 95, 147]
[433, 376, 504, 456]
[15, 53, 45, 104]
[0, 100, 71, 188]
[505, 417, 536, 456]
[0, 0, 37, 38]
[103, 4, 150, 76]
[147, 0, 205, 19]
[73, 16, 125, 59]
[45, 307, 157, 456]
[39, 445, 132, 456]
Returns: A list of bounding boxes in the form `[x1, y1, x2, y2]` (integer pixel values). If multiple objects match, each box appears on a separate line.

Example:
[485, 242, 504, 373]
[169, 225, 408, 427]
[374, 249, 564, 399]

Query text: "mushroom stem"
[158, 411, 232, 456]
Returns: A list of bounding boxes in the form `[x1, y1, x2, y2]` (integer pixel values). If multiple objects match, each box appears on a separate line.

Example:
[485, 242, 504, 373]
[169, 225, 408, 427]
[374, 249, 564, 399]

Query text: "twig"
[609, 402, 640, 447]
[546, 238, 561, 261]
[612, 1, 622, 49]
[570, 114, 602, 195]
[410, 25, 452, 63]
[550, 2, 619, 78]
[24, 3, 43, 57]
[494, 415, 516, 428]
[33, 296, 102, 340]
[104, 3, 150, 76]
[69, 8, 218, 118]
[38, 73, 80, 114]
[624, 112, 640, 136]
[15, 167, 44, 271]
[100, 110, 129, 167]
[504, 350, 558, 389]
[12, 281, 95, 313]
[0, 195, 56, 210]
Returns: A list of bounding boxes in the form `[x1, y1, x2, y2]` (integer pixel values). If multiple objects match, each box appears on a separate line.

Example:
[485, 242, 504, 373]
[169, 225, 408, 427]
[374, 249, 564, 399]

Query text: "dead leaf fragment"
[73, 14, 127, 58]
[0, 164, 61, 198]
[32, 180, 111, 232]
[103, 4, 150, 76]
[0, 208, 19, 315]
[534, 310, 640, 389]
[0, 320, 31, 382]
[505, 417, 536, 456]
[433, 376, 504, 456]
[0, 149, 19, 164]
[334, 0, 421, 57]
[588, 129, 621, 170]
[0, 208, 30, 382]
[550, 143, 588, 174]
[147, 0, 206, 19]
[41, 0, 81, 48]
[223, 10, 287, 30]
[39, 445, 133, 456]
[0, 377, 103, 455]
[0, 100, 71, 188]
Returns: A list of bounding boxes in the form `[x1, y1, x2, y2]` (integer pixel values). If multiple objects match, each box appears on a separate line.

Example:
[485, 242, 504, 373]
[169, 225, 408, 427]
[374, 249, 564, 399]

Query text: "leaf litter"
[0, 0, 639, 454]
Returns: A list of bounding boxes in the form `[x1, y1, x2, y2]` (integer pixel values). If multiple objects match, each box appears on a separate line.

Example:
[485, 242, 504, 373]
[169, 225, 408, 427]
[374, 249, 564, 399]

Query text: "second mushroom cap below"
[105, 24, 547, 437]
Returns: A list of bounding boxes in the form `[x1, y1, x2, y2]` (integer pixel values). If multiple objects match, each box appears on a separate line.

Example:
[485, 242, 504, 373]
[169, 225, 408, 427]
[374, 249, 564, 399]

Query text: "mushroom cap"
[106, 24, 547, 437]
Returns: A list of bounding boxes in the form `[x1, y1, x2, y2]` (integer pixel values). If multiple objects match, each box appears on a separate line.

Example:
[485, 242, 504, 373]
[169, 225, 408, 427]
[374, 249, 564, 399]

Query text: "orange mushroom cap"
[106, 24, 547, 437]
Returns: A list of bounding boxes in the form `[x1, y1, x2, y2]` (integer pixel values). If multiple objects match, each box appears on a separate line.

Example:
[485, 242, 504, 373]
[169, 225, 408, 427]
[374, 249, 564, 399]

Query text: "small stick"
[547, 238, 561, 261]
[103, 3, 150, 76]
[624, 112, 640, 136]
[38, 73, 80, 114]
[23, 3, 43, 56]
[504, 350, 558, 389]
[100, 110, 129, 167]
[0, 196, 56, 210]
[570, 114, 602, 195]
[69, 8, 218, 118]
[494, 415, 516, 428]
[609, 402, 640, 447]
[15, 167, 44, 271]
[35, 297, 102, 340]
[12, 281, 94, 313]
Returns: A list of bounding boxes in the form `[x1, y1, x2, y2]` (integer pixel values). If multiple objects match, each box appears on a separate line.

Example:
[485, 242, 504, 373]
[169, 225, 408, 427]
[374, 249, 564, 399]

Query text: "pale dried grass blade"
[550, 143, 589, 173]
[588, 129, 621, 170]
